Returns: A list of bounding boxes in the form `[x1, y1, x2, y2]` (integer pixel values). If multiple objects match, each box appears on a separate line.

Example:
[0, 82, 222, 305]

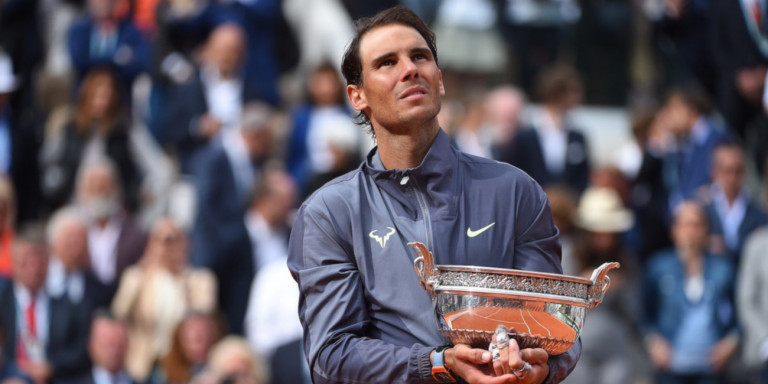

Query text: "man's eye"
[380, 59, 395, 67]
[413, 53, 427, 61]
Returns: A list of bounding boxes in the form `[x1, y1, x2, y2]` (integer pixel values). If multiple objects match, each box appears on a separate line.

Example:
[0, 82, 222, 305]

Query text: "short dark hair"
[535, 64, 583, 105]
[665, 84, 714, 116]
[341, 5, 438, 128]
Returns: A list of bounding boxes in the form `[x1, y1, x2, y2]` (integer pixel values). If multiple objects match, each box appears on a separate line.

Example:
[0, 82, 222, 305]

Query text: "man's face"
[180, 316, 217, 364]
[54, 220, 89, 270]
[662, 95, 696, 135]
[672, 204, 708, 253]
[89, 319, 128, 374]
[712, 147, 745, 198]
[13, 242, 49, 292]
[347, 24, 444, 134]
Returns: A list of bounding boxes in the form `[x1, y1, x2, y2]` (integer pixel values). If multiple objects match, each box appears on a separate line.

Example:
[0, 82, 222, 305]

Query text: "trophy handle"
[409, 241, 438, 295]
[587, 262, 620, 310]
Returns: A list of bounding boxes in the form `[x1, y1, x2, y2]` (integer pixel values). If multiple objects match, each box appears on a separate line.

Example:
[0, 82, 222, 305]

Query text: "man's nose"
[401, 58, 419, 81]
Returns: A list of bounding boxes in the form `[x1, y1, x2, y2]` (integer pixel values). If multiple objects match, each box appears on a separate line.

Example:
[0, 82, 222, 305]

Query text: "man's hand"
[19, 361, 51, 384]
[445, 344, 549, 384]
[490, 337, 549, 384]
[197, 114, 222, 139]
[646, 334, 672, 371]
[710, 334, 738, 372]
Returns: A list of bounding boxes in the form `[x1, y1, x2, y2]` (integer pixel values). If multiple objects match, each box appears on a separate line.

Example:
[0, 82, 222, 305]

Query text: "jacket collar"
[363, 129, 459, 218]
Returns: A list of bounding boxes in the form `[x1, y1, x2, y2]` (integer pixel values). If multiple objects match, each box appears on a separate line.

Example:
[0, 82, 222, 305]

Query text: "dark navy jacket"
[288, 129, 580, 383]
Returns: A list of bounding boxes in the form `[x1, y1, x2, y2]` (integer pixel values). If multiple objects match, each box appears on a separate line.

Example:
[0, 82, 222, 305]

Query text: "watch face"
[433, 370, 455, 383]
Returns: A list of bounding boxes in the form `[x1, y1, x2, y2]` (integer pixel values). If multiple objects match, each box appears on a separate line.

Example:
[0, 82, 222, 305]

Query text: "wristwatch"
[432, 345, 457, 383]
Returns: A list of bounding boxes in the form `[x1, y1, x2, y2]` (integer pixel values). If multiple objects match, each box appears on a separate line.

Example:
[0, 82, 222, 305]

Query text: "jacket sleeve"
[287, 202, 435, 384]
[511, 179, 581, 383]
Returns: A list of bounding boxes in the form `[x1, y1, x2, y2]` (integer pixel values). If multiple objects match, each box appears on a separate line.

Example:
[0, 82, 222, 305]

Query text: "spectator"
[193, 336, 268, 384]
[659, 86, 729, 208]
[67, 0, 151, 91]
[286, 62, 359, 196]
[508, 64, 591, 195]
[0, 232, 91, 383]
[0, 176, 15, 278]
[452, 91, 494, 159]
[243, 169, 296, 274]
[45, 208, 110, 310]
[40, 67, 173, 217]
[243, 171, 301, 355]
[157, 312, 222, 384]
[737, 227, 768, 383]
[245, 258, 305, 381]
[701, 142, 768, 262]
[112, 217, 216, 382]
[643, 201, 738, 383]
[190, 103, 274, 335]
[226, 0, 282, 106]
[165, 23, 250, 174]
[60, 311, 137, 384]
[485, 85, 526, 163]
[621, 108, 673, 261]
[73, 160, 146, 303]
[567, 186, 641, 384]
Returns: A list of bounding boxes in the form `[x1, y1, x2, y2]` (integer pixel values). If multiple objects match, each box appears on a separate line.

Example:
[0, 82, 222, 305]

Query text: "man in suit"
[45, 208, 111, 311]
[74, 160, 146, 306]
[67, 0, 151, 91]
[61, 311, 135, 384]
[0, 232, 91, 383]
[507, 64, 590, 195]
[660, 86, 729, 209]
[191, 103, 274, 334]
[702, 142, 768, 262]
[165, 23, 257, 175]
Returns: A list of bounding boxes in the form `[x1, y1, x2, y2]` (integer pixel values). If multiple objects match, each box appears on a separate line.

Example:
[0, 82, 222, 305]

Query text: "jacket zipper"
[410, 176, 434, 254]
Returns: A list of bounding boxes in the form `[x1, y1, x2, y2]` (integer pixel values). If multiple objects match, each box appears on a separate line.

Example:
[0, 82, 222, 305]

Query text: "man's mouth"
[400, 85, 428, 100]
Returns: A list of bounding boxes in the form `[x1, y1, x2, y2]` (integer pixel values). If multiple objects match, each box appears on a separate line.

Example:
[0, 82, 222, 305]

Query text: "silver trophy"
[410, 241, 619, 355]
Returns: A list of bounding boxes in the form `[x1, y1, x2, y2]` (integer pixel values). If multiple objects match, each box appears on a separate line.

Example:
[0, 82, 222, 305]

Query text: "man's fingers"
[454, 344, 492, 364]
[521, 347, 549, 365]
[507, 338, 525, 371]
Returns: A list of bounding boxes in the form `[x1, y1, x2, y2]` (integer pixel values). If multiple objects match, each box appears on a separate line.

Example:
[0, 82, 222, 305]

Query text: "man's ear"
[347, 84, 368, 112]
[438, 69, 445, 96]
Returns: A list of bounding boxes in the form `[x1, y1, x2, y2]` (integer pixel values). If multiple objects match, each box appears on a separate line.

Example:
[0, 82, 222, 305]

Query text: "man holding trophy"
[287, 6, 581, 384]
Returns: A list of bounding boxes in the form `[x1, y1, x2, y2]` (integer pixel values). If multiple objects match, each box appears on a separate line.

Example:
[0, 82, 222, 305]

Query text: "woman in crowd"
[112, 217, 217, 382]
[39, 67, 172, 219]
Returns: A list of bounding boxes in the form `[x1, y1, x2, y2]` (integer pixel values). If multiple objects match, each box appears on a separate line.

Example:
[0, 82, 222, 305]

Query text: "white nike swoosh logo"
[467, 222, 495, 238]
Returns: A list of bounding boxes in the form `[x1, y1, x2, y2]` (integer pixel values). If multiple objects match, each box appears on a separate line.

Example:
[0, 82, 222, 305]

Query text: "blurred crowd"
[1, 0, 768, 384]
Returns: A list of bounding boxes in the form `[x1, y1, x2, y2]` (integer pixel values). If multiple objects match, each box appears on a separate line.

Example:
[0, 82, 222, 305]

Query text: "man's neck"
[375, 123, 439, 170]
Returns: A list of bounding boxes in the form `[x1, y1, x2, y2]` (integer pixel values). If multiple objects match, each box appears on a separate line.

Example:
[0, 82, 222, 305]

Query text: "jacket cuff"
[410, 345, 436, 384]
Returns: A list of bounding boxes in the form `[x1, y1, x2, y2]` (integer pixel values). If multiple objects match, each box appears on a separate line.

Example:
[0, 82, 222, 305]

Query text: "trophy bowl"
[409, 242, 620, 355]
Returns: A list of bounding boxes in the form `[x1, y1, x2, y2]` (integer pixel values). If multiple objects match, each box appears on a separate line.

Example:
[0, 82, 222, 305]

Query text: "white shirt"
[245, 212, 288, 271]
[711, 185, 748, 252]
[46, 257, 86, 304]
[201, 65, 243, 132]
[244, 258, 303, 357]
[13, 284, 50, 362]
[306, 107, 359, 174]
[223, 129, 256, 203]
[535, 110, 567, 175]
[88, 217, 122, 284]
[93, 367, 132, 384]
